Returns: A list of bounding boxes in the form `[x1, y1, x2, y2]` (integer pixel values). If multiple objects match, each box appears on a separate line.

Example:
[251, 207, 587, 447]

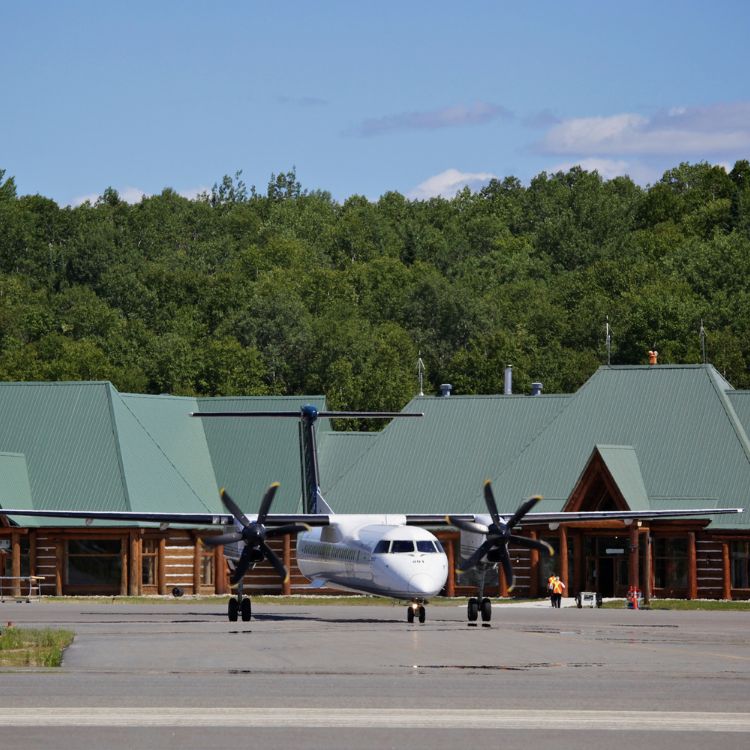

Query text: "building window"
[730, 542, 750, 589]
[66, 539, 121, 586]
[653, 537, 688, 590]
[142, 539, 159, 586]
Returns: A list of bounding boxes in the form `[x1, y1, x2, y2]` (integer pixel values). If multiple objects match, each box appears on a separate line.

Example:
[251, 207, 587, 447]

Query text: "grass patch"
[601, 598, 750, 611]
[0, 626, 74, 667]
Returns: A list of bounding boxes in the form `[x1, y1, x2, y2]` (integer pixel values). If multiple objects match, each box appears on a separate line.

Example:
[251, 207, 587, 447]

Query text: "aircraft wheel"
[240, 597, 252, 622]
[407, 606, 415, 623]
[480, 597, 492, 622]
[228, 597, 239, 622]
[576, 593, 582, 608]
[467, 597, 479, 622]
[418, 605, 426, 624]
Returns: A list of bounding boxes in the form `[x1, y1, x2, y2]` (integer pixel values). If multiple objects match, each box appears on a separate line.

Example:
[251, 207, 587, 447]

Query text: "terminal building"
[1, 363, 749, 601]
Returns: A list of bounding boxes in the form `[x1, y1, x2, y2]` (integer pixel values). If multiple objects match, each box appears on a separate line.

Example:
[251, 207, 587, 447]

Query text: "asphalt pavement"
[1, 597, 748, 749]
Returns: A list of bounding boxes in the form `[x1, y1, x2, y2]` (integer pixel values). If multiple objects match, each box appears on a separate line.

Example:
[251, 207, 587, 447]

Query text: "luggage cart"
[575, 591, 602, 608]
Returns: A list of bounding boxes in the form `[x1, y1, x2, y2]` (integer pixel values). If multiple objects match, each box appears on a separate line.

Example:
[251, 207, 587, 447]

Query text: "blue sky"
[2, 1, 749, 206]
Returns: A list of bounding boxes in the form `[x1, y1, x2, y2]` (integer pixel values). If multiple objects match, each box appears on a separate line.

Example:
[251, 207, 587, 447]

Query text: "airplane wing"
[0, 508, 331, 527]
[405, 507, 743, 526]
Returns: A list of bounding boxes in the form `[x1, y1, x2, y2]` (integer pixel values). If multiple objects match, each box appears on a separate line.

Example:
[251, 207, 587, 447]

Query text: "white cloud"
[352, 101, 512, 137]
[407, 168, 498, 200]
[539, 101, 750, 156]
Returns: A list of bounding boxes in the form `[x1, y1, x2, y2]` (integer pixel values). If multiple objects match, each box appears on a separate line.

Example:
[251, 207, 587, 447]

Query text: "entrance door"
[584, 536, 628, 596]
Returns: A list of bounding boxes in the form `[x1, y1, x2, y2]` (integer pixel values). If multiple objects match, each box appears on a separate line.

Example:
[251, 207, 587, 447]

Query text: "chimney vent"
[648, 350, 658, 366]
[504, 365, 513, 396]
[439, 383, 452, 397]
[531, 382, 543, 396]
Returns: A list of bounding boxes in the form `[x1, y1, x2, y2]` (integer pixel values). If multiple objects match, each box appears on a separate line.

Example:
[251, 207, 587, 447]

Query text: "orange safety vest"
[552, 578, 564, 594]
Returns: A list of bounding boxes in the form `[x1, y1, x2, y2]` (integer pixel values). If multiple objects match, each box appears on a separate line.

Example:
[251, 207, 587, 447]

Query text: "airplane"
[1, 403, 743, 625]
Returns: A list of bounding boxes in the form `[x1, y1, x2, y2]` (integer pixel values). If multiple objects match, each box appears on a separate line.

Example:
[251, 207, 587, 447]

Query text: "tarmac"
[1, 597, 749, 749]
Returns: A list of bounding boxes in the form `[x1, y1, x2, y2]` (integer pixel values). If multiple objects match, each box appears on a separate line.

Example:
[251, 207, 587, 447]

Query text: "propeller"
[449, 480, 554, 592]
[204, 483, 310, 586]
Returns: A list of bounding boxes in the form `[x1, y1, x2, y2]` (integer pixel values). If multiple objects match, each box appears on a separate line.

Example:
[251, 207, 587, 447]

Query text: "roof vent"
[439, 383, 452, 397]
[504, 365, 513, 396]
[531, 382, 543, 396]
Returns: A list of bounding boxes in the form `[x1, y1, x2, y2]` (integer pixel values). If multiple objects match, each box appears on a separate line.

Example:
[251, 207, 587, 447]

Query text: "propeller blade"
[230, 546, 253, 585]
[497, 544, 515, 592]
[220, 488, 251, 528]
[457, 539, 493, 573]
[202, 531, 243, 547]
[483, 480, 501, 527]
[508, 534, 554, 556]
[261, 542, 289, 584]
[446, 516, 490, 535]
[257, 482, 280, 525]
[265, 523, 311, 538]
[507, 495, 543, 529]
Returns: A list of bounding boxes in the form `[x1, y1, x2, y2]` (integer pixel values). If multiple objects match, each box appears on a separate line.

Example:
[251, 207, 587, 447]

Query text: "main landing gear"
[228, 595, 252, 622]
[467, 567, 492, 626]
[407, 600, 427, 624]
[228, 582, 252, 622]
[467, 596, 492, 624]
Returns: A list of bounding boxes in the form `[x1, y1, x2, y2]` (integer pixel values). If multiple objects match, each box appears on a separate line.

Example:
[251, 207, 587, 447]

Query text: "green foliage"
[1, 160, 749, 406]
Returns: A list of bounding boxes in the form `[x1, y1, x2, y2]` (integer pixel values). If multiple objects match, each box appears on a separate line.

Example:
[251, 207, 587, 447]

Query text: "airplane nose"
[409, 573, 438, 596]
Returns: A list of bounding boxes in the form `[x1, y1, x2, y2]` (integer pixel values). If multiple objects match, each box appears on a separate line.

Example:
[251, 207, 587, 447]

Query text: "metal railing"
[0, 576, 45, 602]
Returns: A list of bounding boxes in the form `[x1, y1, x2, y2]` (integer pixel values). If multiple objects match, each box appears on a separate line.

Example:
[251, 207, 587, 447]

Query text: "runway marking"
[1, 708, 749, 731]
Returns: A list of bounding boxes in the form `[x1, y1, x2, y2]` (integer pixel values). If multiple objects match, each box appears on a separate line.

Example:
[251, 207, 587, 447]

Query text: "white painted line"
[0, 708, 748, 731]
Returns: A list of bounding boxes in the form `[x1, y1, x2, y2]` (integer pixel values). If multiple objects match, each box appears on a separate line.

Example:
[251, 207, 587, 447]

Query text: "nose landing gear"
[407, 601, 427, 624]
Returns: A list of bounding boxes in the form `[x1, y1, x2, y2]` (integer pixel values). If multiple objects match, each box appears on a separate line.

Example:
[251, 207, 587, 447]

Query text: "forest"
[1, 160, 749, 417]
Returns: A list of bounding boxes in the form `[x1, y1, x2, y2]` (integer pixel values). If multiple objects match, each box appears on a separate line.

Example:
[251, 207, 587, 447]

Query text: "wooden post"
[722, 542, 732, 600]
[282, 534, 292, 595]
[644, 532, 652, 604]
[529, 530, 539, 598]
[120, 535, 128, 596]
[158, 537, 166, 595]
[572, 531, 582, 597]
[628, 523, 639, 590]
[128, 531, 140, 596]
[29, 530, 37, 580]
[11, 532, 21, 597]
[214, 544, 226, 595]
[687, 531, 697, 600]
[55, 539, 64, 596]
[444, 536, 455, 597]
[498, 562, 508, 597]
[193, 535, 203, 595]
[559, 526, 569, 597]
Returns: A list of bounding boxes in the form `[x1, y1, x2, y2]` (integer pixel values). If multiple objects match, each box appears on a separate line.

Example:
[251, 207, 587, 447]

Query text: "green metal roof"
[0, 452, 35, 527]
[0, 382, 128, 513]
[488, 365, 750, 528]
[324, 393, 570, 513]
[115, 393, 220, 514]
[1, 366, 749, 531]
[591, 445, 650, 511]
[194, 396, 329, 514]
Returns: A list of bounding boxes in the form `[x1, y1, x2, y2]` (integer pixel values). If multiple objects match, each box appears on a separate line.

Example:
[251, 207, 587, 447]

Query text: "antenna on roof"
[417, 353, 425, 397]
[605, 317, 612, 365]
[699, 319, 707, 364]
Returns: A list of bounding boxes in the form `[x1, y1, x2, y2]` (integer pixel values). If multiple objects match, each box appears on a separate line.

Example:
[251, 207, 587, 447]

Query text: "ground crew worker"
[550, 575, 565, 608]
[547, 574, 556, 607]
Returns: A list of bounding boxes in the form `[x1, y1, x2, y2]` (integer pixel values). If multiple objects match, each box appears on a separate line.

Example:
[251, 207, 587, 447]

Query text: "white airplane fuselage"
[295, 515, 448, 600]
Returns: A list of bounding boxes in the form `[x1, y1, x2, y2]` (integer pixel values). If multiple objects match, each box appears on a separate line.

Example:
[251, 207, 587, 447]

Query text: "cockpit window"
[390, 540, 415, 553]
[416, 540, 438, 553]
[373, 540, 390, 554]
[434, 539, 445, 553]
